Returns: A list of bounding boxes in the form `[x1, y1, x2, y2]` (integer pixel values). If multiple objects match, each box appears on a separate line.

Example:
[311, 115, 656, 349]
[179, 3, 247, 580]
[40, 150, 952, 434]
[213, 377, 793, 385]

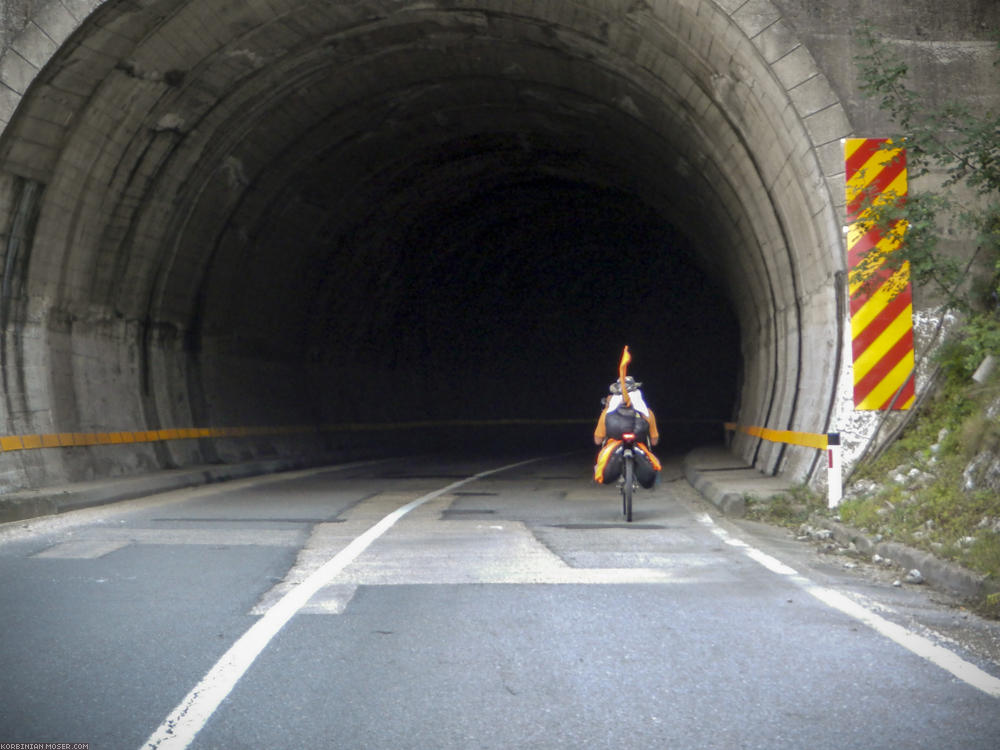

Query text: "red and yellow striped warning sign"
[844, 137, 915, 410]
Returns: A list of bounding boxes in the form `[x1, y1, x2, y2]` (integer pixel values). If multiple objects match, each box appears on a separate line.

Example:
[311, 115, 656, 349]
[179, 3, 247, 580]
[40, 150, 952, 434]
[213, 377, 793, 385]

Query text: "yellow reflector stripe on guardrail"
[0, 418, 597, 453]
[725, 422, 828, 451]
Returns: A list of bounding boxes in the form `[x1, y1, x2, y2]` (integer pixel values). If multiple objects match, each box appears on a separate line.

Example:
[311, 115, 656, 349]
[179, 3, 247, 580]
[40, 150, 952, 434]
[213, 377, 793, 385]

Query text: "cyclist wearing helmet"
[593, 375, 660, 447]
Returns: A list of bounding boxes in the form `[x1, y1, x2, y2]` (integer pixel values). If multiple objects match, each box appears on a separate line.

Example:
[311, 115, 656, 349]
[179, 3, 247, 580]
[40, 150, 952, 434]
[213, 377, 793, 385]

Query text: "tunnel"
[0, 0, 850, 493]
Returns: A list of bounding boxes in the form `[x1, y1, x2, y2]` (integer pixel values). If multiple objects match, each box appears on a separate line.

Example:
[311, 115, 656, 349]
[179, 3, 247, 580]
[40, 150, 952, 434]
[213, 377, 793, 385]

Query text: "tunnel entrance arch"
[0, 0, 850, 492]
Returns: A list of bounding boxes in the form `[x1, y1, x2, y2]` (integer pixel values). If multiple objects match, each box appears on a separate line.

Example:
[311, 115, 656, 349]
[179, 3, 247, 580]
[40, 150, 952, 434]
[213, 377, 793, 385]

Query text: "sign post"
[828, 432, 843, 508]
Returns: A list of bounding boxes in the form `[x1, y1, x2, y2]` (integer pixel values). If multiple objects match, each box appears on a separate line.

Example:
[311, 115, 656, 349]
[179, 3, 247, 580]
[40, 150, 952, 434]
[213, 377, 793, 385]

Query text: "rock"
[908, 468, 935, 488]
[976, 516, 1000, 533]
[989, 396, 1000, 421]
[799, 524, 835, 542]
[847, 478, 880, 499]
[964, 448, 1000, 493]
[904, 569, 925, 584]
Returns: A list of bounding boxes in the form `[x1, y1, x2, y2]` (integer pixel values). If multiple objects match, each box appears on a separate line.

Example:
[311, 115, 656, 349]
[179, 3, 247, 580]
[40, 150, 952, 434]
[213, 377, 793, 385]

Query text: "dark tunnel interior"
[298, 173, 741, 452]
[177, 126, 745, 462]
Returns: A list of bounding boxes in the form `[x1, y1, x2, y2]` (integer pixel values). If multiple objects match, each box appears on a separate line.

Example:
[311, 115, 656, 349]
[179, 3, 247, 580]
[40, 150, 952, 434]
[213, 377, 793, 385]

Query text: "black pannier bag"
[604, 406, 650, 443]
[633, 449, 657, 488]
[599, 443, 657, 487]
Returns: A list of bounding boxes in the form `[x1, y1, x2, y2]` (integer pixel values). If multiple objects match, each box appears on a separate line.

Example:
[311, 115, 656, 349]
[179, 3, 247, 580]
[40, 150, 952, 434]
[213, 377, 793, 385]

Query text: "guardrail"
[2, 418, 845, 507]
[0, 418, 593, 454]
[725, 422, 843, 508]
[0, 425, 304, 452]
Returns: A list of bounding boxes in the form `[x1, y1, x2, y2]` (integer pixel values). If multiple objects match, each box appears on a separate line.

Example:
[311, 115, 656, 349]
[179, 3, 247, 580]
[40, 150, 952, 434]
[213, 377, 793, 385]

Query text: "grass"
[840, 376, 1000, 580]
[745, 485, 826, 529]
[986, 592, 1000, 620]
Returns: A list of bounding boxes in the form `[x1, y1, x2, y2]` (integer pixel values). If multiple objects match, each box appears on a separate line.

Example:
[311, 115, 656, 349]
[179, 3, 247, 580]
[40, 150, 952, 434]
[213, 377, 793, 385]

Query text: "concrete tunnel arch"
[0, 0, 851, 493]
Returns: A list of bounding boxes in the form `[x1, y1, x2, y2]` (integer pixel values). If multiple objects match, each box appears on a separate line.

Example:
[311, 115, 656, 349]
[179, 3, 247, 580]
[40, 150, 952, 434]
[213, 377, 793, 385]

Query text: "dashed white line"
[141, 456, 546, 750]
[695, 513, 1000, 699]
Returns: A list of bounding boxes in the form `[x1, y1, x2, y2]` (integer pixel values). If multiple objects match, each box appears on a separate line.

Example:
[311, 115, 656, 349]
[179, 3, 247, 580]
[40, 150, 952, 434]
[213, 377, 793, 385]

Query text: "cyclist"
[593, 348, 662, 487]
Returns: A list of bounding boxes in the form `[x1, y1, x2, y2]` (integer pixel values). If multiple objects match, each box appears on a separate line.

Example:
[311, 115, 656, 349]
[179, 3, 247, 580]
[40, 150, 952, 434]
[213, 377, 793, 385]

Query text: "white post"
[827, 432, 843, 509]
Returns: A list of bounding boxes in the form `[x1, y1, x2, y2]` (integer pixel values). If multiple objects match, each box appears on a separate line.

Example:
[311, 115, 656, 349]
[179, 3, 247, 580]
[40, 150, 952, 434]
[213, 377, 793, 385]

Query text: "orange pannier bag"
[594, 439, 623, 484]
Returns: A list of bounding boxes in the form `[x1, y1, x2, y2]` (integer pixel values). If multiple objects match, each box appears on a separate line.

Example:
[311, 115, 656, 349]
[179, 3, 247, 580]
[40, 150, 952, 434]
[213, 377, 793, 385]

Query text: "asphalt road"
[1, 452, 999, 749]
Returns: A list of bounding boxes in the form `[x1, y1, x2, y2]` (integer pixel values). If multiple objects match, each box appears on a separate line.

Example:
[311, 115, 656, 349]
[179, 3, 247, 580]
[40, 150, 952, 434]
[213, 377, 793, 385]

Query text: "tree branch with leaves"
[853, 21, 1000, 375]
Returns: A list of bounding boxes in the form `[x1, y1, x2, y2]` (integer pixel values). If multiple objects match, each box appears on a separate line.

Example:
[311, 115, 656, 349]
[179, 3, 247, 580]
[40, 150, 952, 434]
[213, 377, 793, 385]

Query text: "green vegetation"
[987, 592, 1000, 620]
[840, 377, 1000, 577]
[841, 335, 1000, 557]
[852, 20, 1000, 319]
[745, 485, 825, 529]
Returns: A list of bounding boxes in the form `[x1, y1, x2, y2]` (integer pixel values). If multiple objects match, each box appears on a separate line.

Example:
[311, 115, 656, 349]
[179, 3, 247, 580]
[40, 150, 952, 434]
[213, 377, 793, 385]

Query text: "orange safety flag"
[618, 345, 632, 408]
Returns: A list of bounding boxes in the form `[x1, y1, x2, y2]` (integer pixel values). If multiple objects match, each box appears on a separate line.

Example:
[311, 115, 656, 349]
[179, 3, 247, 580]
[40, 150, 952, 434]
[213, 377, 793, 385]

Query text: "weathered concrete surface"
[0, 1, 997, 496]
[0, 455, 307, 523]
[683, 444, 797, 518]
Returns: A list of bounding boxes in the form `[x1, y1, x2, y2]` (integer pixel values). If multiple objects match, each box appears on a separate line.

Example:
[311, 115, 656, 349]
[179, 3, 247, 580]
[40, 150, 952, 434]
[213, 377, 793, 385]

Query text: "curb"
[682, 445, 796, 519]
[811, 514, 1000, 603]
[0, 457, 309, 524]
[683, 461, 747, 517]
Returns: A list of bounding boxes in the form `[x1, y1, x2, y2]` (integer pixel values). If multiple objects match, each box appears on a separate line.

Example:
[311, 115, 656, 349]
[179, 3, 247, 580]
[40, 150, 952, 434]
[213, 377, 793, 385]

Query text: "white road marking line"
[695, 513, 1000, 699]
[140, 456, 546, 750]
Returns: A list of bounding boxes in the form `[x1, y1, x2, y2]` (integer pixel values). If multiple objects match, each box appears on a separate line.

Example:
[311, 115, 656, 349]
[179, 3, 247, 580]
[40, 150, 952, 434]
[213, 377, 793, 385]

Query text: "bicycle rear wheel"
[622, 455, 633, 522]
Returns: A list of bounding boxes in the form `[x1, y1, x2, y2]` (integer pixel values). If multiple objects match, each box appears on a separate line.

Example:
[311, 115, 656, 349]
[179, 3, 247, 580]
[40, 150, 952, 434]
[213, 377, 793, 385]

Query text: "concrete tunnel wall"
[0, 0, 996, 494]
